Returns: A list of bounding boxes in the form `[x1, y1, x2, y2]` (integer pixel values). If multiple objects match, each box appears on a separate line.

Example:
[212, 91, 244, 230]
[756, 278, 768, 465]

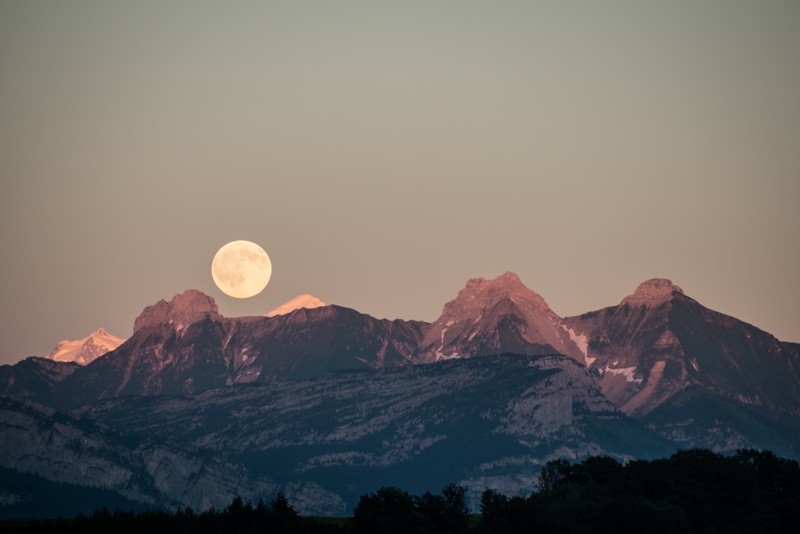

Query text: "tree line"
[477, 448, 799, 533]
[2, 448, 798, 533]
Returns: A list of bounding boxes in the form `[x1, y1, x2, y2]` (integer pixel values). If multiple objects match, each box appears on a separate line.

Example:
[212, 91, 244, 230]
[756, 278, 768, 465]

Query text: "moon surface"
[211, 240, 272, 298]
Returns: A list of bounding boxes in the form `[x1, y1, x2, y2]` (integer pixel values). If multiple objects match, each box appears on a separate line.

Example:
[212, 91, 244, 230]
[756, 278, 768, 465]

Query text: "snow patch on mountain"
[560, 324, 590, 364]
[266, 294, 326, 317]
[604, 365, 642, 384]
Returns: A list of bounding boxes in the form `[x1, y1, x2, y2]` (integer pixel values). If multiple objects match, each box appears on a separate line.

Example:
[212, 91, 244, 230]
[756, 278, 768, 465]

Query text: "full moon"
[211, 240, 272, 298]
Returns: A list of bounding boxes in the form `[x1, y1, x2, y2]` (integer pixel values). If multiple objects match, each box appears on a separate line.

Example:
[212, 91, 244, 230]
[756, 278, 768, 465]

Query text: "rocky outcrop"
[565, 280, 800, 416]
[563, 279, 800, 454]
[133, 290, 221, 332]
[621, 278, 684, 307]
[0, 396, 276, 511]
[55, 298, 426, 407]
[418, 272, 586, 363]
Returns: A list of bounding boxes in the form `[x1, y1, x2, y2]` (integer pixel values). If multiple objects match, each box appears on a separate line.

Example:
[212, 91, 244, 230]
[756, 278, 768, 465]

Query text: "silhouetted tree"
[441, 483, 469, 533]
[255, 498, 268, 523]
[479, 488, 508, 532]
[538, 458, 571, 493]
[415, 491, 447, 531]
[270, 491, 298, 521]
[353, 486, 419, 534]
[581, 455, 625, 489]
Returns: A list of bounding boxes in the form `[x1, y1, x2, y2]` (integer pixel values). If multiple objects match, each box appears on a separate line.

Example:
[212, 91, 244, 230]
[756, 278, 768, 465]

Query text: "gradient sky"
[1, 1, 798, 364]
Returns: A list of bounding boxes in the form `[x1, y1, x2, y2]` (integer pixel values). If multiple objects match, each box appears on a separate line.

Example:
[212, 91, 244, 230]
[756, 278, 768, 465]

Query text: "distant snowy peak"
[621, 278, 684, 307]
[47, 327, 126, 365]
[266, 294, 327, 317]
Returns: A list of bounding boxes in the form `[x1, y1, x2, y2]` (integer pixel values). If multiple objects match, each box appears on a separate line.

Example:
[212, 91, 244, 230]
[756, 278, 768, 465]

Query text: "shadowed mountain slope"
[563, 278, 800, 454]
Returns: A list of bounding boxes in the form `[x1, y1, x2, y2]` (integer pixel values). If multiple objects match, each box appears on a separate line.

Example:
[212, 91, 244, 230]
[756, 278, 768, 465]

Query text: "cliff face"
[564, 278, 800, 417]
[60, 354, 667, 514]
[132, 289, 221, 332]
[418, 272, 586, 363]
[0, 396, 277, 512]
[52, 275, 592, 407]
[55, 292, 427, 407]
[563, 279, 800, 455]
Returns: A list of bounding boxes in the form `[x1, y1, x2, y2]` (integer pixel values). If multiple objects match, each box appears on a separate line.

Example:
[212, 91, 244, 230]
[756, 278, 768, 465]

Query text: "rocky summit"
[418, 272, 586, 363]
[133, 289, 221, 332]
[620, 278, 685, 307]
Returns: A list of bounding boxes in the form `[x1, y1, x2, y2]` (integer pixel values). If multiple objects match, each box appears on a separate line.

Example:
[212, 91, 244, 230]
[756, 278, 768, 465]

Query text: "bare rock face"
[564, 278, 800, 455]
[69, 354, 667, 514]
[55, 300, 427, 407]
[133, 290, 221, 332]
[621, 278, 684, 307]
[443, 272, 551, 316]
[565, 279, 702, 416]
[418, 272, 585, 362]
[0, 397, 276, 511]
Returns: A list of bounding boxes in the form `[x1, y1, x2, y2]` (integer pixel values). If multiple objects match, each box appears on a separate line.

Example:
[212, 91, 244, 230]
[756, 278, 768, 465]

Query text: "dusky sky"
[1, 1, 798, 363]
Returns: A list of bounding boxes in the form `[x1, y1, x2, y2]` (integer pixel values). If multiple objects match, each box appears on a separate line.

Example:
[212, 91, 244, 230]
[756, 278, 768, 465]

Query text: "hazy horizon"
[2, 1, 799, 363]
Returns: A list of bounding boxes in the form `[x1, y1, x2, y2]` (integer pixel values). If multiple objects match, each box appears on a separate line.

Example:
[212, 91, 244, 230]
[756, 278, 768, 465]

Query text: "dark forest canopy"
[2, 449, 799, 533]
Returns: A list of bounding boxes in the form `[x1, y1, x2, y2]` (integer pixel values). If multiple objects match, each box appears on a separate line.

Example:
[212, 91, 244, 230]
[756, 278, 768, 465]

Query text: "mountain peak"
[453, 272, 549, 312]
[47, 327, 126, 365]
[420, 273, 586, 362]
[265, 294, 327, 317]
[622, 278, 684, 307]
[475, 271, 522, 285]
[133, 289, 221, 332]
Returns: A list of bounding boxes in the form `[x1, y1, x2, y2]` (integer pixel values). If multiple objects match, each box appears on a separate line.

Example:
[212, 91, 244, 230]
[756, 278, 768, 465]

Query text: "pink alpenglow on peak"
[621, 279, 685, 307]
[448, 272, 551, 314]
[419, 272, 586, 362]
[46, 327, 126, 365]
[133, 289, 221, 332]
[266, 295, 327, 317]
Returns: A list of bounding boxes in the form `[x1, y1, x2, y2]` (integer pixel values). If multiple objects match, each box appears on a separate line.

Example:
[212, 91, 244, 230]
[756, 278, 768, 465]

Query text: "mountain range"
[1, 273, 798, 515]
